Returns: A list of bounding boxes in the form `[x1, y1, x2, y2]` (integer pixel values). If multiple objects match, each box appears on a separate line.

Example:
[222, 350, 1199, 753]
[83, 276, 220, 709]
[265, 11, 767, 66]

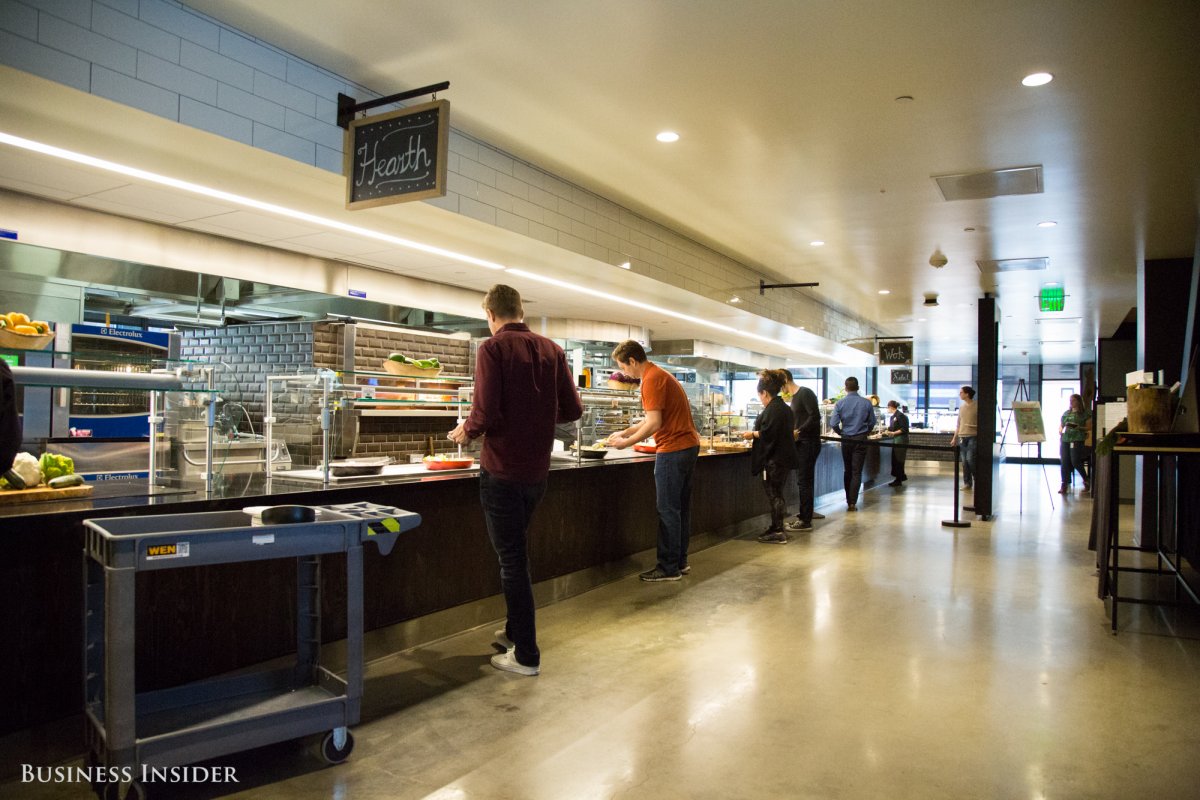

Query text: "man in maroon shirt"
[449, 284, 583, 676]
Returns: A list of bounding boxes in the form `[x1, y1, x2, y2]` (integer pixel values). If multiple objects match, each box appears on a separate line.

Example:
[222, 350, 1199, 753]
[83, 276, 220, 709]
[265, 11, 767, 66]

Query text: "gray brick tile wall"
[8, 0, 882, 349]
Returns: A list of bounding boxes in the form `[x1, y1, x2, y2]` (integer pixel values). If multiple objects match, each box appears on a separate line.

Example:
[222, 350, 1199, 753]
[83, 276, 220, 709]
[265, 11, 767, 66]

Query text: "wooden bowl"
[0, 327, 54, 351]
[382, 360, 443, 378]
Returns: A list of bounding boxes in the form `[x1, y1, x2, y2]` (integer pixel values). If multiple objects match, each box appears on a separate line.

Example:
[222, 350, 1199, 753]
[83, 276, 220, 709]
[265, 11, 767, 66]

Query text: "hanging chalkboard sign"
[879, 340, 913, 365]
[344, 99, 449, 209]
[890, 368, 913, 385]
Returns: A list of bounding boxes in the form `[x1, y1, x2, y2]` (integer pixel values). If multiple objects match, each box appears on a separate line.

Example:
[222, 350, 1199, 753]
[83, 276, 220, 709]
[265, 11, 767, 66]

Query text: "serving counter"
[0, 441, 878, 737]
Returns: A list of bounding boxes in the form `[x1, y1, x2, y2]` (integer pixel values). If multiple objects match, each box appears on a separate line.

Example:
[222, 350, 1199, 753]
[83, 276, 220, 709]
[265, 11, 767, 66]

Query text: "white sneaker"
[491, 650, 539, 676]
[494, 629, 514, 650]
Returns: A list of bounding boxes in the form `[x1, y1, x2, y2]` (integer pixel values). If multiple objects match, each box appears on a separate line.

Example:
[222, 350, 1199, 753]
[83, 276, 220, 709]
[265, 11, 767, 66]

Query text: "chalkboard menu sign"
[890, 368, 913, 385]
[344, 99, 449, 209]
[879, 340, 913, 365]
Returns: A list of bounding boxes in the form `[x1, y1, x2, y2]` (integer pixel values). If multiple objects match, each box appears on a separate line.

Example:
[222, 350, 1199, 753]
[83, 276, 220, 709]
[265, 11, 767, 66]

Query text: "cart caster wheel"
[320, 729, 355, 764]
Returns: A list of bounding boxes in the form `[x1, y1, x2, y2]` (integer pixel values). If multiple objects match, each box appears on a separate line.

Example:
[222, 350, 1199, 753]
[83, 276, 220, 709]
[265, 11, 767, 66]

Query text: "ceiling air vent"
[977, 257, 1049, 274]
[933, 165, 1043, 201]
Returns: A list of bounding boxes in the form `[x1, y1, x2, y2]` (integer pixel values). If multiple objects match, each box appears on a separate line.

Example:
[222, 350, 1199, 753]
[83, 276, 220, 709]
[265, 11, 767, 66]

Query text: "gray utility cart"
[82, 502, 421, 800]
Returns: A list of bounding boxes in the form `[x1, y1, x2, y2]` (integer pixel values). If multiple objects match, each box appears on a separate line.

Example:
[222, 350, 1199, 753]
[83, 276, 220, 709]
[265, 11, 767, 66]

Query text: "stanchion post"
[942, 443, 971, 528]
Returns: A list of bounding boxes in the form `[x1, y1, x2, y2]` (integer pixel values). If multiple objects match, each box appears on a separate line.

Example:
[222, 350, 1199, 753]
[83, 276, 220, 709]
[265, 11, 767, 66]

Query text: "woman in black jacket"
[743, 370, 799, 543]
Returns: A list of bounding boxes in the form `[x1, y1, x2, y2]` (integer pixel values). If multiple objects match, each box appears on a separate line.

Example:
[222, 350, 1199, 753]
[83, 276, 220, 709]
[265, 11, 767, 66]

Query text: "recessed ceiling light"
[728, 295, 741, 304]
[878, 289, 890, 295]
[618, 261, 631, 269]
[1022, 72, 1053, 87]
[1037, 220, 1057, 228]
[894, 95, 914, 103]
[810, 240, 825, 247]
[963, 227, 976, 232]
[656, 131, 679, 143]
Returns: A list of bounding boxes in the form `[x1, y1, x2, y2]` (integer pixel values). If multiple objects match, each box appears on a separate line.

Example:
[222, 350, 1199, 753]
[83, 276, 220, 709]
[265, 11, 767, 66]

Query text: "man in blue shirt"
[829, 377, 876, 511]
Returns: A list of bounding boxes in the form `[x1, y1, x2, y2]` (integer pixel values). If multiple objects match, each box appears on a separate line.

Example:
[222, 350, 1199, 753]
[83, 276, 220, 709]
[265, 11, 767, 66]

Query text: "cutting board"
[0, 484, 94, 505]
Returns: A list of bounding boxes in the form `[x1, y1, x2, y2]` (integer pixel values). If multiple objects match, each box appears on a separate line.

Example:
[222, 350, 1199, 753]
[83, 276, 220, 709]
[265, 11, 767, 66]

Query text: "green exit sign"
[1, 354, 17, 368]
[1039, 286, 1065, 312]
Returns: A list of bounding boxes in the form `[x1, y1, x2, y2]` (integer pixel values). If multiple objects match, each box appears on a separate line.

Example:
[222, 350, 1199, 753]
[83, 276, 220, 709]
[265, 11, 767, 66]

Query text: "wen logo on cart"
[146, 542, 190, 560]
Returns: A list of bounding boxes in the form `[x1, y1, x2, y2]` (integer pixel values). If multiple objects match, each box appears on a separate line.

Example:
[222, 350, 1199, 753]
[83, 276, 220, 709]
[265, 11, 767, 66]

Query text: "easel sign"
[1012, 400, 1045, 443]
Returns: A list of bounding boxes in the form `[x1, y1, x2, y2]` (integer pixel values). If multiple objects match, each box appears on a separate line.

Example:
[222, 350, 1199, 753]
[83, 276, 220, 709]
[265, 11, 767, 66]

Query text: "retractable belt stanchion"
[942, 444, 971, 528]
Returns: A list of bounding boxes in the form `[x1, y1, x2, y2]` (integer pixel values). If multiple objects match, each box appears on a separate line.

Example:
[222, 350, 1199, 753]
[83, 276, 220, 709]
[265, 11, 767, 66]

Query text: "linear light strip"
[506, 268, 836, 359]
[1, 131, 860, 363]
[0, 131, 505, 270]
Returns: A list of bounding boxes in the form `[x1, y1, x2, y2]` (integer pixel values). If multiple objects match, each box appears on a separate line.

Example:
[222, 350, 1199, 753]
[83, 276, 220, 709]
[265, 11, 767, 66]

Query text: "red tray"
[633, 444, 657, 454]
[424, 458, 475, 470]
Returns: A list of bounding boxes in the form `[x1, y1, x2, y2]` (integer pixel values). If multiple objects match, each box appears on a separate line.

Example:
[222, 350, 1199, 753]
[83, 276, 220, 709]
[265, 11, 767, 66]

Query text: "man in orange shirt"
[607, 340, 701, 581]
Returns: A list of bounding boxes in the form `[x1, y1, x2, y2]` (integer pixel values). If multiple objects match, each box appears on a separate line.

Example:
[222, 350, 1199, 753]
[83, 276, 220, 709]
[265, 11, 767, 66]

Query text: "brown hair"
[611, 340, 647, 364]
[778, 368, 794, 383]
[845, 376, 859, 392]
[757, 370, 784, 397]
[483, 284, 523, 320]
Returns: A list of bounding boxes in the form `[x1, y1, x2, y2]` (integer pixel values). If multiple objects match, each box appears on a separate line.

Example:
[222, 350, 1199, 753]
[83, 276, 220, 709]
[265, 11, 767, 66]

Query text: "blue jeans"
[479, 469, 546, 668]
[958, 436, 977, 486]
[654, 445, 699, 575]
[1060, 439, 1089, 486]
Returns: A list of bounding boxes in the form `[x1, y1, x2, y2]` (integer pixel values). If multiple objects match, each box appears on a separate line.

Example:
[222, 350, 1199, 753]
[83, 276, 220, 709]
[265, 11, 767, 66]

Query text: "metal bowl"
[329, 457, 391, 477]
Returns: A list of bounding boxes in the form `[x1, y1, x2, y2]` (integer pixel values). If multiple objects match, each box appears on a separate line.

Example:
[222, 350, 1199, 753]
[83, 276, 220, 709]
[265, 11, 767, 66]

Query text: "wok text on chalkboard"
[344, 100, 449, 209]
[879, 341, 913, 365]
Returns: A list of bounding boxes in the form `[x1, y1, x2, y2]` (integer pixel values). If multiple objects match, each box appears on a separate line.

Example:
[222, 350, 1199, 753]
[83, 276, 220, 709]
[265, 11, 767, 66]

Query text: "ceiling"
[4, 1, 1199, 367]
[190, 0, 1197, 363]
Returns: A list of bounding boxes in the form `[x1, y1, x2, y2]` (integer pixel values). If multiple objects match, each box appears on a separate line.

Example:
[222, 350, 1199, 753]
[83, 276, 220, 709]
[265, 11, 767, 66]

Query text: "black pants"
[796, 437, 821, 523]
[841, 434, 868, 505]
[891, 442, 908, 482]
[761, 460, 791, 532]
[480, 469, 546, 668]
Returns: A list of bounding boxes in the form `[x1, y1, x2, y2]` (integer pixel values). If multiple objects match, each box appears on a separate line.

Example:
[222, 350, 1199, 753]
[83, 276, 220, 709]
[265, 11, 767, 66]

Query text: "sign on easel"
[1012, 400, 1045, 443]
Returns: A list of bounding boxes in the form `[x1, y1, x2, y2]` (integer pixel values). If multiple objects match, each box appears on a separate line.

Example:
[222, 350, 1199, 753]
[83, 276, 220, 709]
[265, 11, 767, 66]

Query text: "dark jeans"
[761, 460, 791, 531]
[1060, 439, 1089, 486]
[796, 437, 821, 523]
[891, 442, 908, 482]
[841, 434, 868, 505]
[958, 436, 977, 487]
[479, 469, 546, 668]
[654, 445, 699, 575]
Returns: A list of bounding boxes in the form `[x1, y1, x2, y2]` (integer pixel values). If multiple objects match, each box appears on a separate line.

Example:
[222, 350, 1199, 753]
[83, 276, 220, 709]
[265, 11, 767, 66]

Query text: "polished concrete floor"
[6, 464, 1200, 799]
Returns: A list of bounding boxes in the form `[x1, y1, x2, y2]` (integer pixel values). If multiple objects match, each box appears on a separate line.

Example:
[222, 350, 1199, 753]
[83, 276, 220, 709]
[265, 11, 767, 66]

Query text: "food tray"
[0, 327, 54, 350]
[578, 448, 608, 460]
[424, 457, 474, 470]
[328, 457, 392, 477]
[382, 360, 443, 378]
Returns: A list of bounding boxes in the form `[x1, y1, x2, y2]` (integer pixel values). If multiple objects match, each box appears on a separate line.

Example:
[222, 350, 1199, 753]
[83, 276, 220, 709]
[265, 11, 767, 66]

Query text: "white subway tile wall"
[4, 0, 880, 347]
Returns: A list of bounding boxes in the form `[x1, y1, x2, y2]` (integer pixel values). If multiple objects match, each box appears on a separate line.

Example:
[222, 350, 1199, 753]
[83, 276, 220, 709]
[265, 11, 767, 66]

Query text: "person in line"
[742, 370, 799, 543]
[950, 385, 978, 490]
[881, 399, 909, 487]
[779, 370, 824, 532]
[449, 284, 583, 676]
[1058, 393, 1091, 494]
[829, 377, 875, 511]
[607, 340, 701, 581]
